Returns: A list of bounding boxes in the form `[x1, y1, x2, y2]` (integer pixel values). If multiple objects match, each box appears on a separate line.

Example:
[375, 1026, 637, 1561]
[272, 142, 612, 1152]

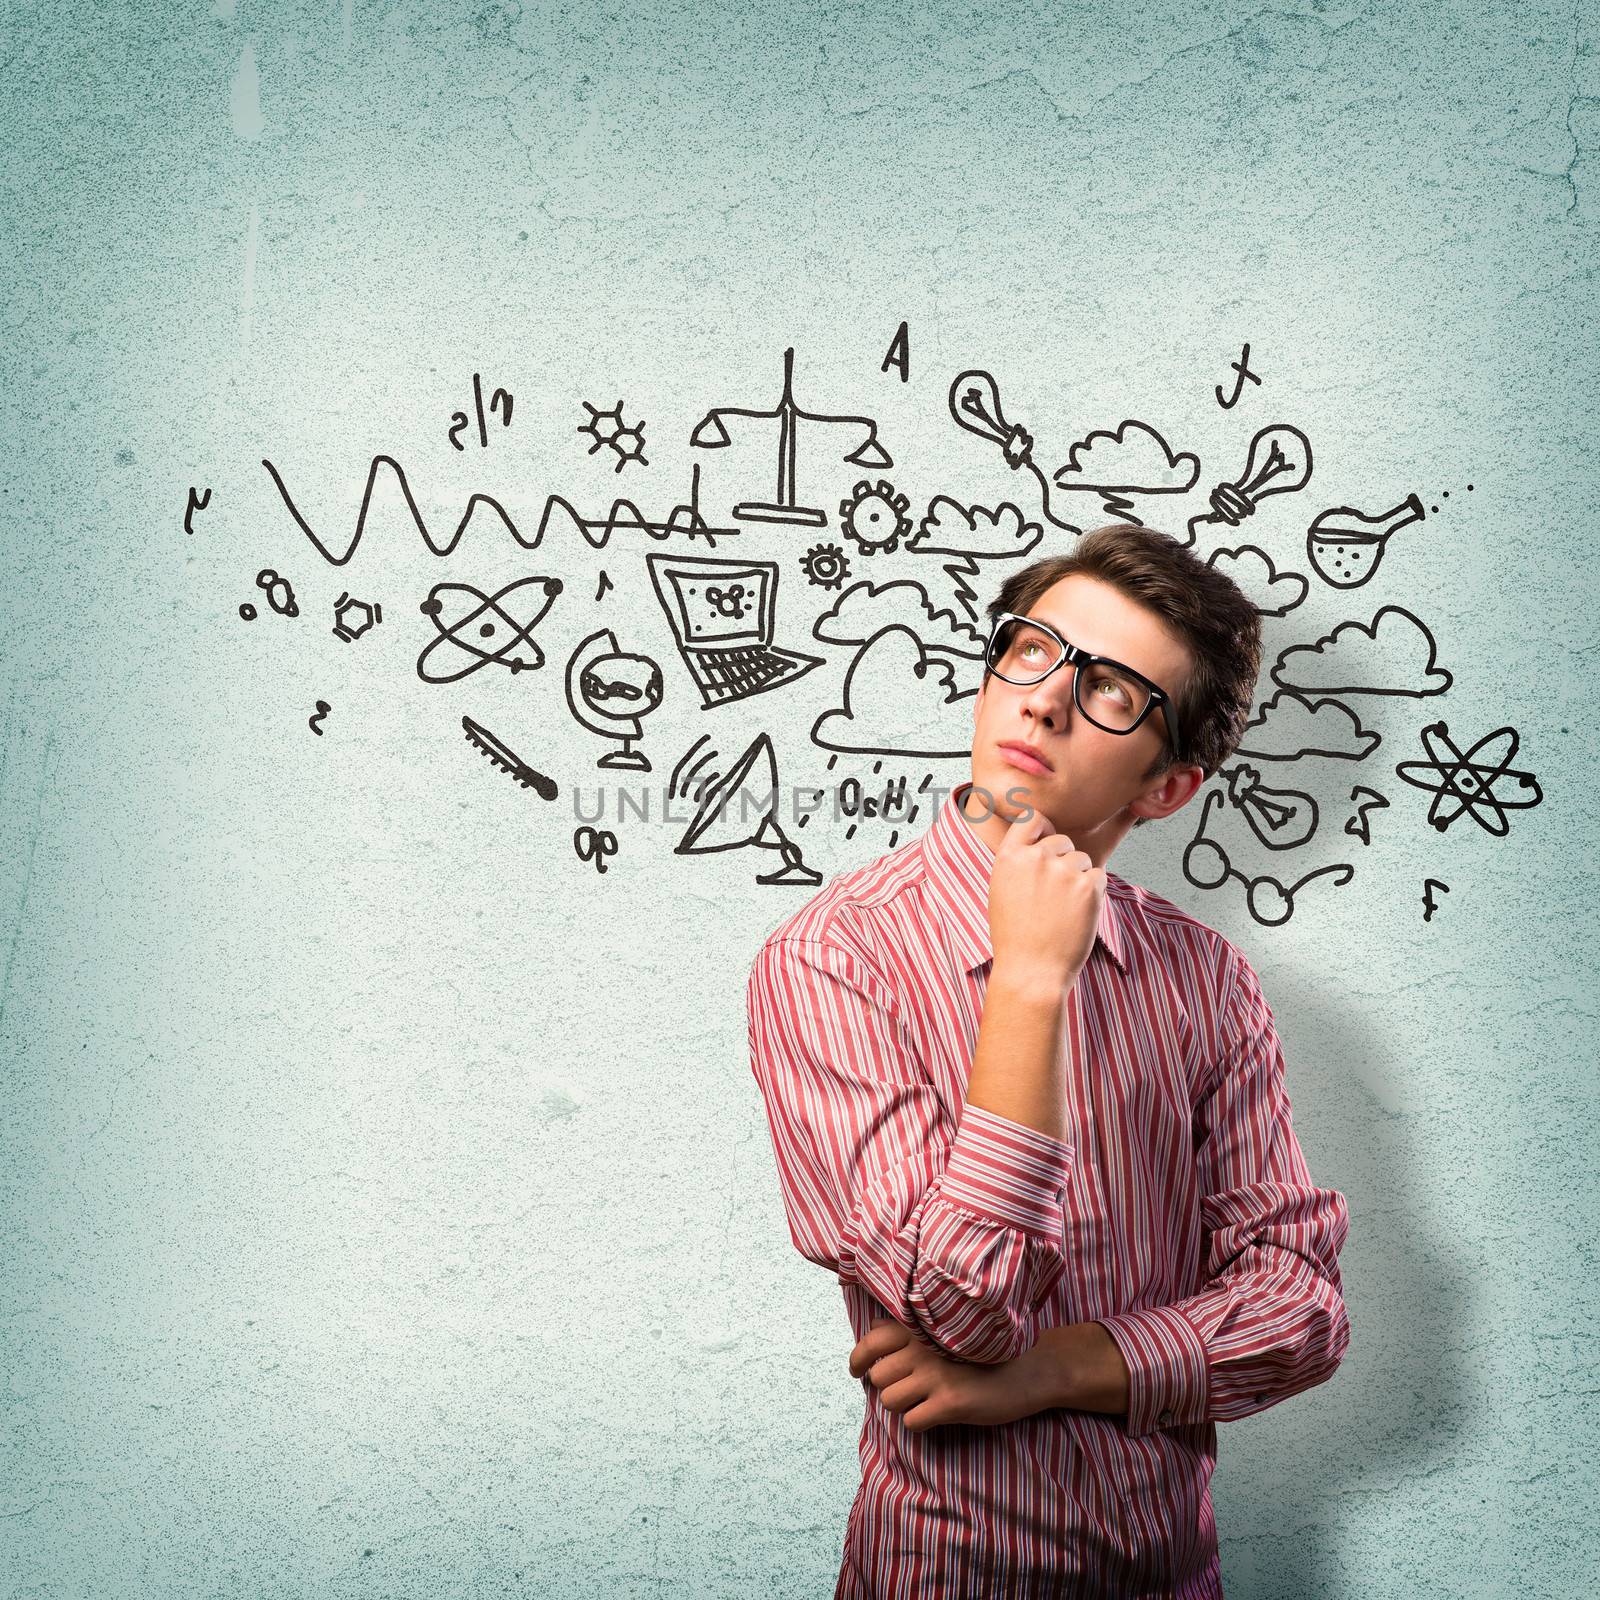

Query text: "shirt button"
[1158, 1408, 1173, 1425]
[1253, 1392, 1266, 1404]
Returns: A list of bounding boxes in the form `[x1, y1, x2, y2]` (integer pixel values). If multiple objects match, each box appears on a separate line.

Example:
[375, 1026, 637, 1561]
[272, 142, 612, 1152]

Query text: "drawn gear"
[840, 480, 911, 556]
[800, 542, 851, 591]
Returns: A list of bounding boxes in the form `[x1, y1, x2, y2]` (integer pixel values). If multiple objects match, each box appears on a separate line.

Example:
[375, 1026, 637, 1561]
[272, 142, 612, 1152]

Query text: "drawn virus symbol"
[840, 479, 912, 556]
[800, 542, 851, 591]
[578, 400, 648, 473]
[332, 591, 382, 643]
[705, 582, 749, 620]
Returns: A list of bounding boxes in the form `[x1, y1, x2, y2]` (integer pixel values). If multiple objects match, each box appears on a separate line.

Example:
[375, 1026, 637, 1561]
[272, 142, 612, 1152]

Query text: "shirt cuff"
[1094, 1303, 1210, 1437]
[940, 1102, 1075, 1240]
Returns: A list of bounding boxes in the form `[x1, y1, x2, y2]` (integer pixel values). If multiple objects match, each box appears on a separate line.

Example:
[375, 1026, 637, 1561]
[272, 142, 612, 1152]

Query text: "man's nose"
[1021, 666, 1077, 728]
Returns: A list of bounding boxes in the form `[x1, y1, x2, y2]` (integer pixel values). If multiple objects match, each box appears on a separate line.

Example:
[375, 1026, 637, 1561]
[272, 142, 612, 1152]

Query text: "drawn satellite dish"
[565, 627, 662, 771]
[674, 732, 821, 886]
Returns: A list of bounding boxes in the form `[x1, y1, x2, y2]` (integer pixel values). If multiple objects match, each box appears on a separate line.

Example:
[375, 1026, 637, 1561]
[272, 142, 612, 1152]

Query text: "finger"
[849, 1326, 907, 1378]
[878, 1372, 931, 1414]
[864, 1348, 919, 1389]
[1002, 806, 1055, 850]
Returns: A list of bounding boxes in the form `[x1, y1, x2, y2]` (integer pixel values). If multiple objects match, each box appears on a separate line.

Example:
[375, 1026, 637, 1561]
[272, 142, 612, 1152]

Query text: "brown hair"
[982, 523, 1262, 825]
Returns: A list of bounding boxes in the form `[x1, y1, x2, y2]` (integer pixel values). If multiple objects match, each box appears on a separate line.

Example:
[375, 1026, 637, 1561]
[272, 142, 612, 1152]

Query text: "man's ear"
[1130, 762, 1207, 823]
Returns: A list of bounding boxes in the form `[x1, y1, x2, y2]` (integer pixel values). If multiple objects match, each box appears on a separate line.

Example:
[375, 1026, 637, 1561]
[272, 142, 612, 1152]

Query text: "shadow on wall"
[1212, 967, 1470, 1597]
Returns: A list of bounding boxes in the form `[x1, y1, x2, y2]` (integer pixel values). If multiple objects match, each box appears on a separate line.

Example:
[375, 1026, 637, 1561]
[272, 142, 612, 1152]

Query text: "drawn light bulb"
[1206, 424, 1313, 525]
[948, 370, 1035, 468]
[1221, 763, 1317, 851]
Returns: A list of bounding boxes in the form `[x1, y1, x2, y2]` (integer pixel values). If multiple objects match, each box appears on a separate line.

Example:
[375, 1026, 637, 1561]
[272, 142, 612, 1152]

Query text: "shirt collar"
[921, 781, 1130, 976]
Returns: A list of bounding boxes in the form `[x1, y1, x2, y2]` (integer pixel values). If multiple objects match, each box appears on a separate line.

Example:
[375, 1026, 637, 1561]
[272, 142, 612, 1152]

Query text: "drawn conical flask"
[1306, 494, 1424, 589]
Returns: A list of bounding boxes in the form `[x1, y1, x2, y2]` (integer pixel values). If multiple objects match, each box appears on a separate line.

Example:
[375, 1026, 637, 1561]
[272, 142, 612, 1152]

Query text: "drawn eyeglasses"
[983, 611, 1187, 762]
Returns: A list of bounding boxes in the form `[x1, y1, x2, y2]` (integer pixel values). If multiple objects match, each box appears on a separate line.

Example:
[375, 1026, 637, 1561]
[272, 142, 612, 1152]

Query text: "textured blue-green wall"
[2, 2, 1595, 1595]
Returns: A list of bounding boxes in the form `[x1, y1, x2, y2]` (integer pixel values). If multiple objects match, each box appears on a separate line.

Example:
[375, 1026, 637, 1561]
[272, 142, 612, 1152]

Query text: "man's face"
[968, 573, 1205, 852]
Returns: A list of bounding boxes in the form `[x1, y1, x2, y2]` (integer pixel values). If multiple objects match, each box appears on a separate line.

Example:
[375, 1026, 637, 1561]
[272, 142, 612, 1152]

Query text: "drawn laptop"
[647, 553, 825, 708]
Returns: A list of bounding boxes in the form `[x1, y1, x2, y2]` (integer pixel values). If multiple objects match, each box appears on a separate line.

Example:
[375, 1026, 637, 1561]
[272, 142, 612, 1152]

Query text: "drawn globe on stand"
[566, 627, 663, 771]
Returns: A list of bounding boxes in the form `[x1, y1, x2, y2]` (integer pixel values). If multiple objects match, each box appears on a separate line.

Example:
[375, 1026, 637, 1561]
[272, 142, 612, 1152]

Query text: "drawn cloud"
[1051, 420, 1200, 493]
[1236, 689, 1381, 761]
[1206, 545, 1308, 618]
[813, 579, 985, 657]
[908, 496, 1042, 559]
[1270, 604, 1452, 697]
[811, 625, 978, 756]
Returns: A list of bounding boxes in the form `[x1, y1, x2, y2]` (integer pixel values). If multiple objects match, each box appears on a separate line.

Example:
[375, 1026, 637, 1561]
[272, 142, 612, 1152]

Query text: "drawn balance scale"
[690, 347, 894, 527]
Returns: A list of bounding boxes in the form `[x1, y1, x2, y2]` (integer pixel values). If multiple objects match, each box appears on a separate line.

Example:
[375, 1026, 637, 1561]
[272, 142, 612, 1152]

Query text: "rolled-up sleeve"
[1096, 949, 1352, 1438]
[747, 934, 1074, 1365]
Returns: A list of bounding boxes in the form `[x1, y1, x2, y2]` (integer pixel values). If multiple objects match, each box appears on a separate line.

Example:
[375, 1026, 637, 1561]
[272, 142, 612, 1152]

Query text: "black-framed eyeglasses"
[983, 611, 1187, 763]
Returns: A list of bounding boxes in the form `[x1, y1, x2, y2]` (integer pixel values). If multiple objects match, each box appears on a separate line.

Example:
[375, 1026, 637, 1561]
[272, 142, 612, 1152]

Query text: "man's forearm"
[1026, 1321, 1132, 1416]
[964, 964, 1071, 1143]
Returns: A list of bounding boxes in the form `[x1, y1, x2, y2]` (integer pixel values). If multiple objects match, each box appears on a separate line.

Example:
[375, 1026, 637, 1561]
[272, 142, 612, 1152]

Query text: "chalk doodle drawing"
[1394, 721, 1543, 836]
[812, 625, 979, 757]
[1345, 785, 1391, 845]
[671, 732, 822, 886]
[211, 335, 1544, 926]
[1205, 545, 1308, 618]
[813, 577, 986, 658]
[946, 369, 1083, 534]
[538, 465, 741, 550]
[184, 486, 211, 536]
[565, 628, 664, 772]
[839, 479, 913, 556]
[263, 454, 545, 566]
[1270, 605, 1452, 698]
[332, 591, 382, 643]
[1237, 689, 1381, 763]
[648, 552, 823, 708]
[1050, 419, 1201, 523]
[881, 321, 909, 382]
[1183, 424, 1314, 549]
[1215, 343, 1262, 409]
[692, 347, 892, 527]
[1305, 494, 1424, 589]
[416, 575, 563, 684]
[449, 372, 513, 451]
[800, 542, 852, 591]
[256, 568, 299, 617]
[1219, 764, 1319, 851]
[462, 715, 559, 800]
[908, 496, 1044, 626]
[1183, 789, 1354, 927]
[574, 825, 620, 873]
[577, 400, 647, 472]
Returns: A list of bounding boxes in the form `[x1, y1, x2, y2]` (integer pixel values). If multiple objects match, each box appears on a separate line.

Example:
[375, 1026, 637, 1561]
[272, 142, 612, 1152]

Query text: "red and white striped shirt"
[746, 781, 1351, 1598]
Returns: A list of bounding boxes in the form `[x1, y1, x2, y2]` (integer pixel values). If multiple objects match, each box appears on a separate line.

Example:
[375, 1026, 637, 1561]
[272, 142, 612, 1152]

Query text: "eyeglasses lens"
[987, 618, 1152, 734]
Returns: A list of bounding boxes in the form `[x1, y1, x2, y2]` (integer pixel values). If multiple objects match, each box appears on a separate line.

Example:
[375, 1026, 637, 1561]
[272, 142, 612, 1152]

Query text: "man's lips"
[997, 740, 1054, 774]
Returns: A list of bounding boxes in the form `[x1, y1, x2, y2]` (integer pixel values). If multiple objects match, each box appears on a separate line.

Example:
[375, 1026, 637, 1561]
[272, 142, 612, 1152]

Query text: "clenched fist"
[987, 805, 1106, 990]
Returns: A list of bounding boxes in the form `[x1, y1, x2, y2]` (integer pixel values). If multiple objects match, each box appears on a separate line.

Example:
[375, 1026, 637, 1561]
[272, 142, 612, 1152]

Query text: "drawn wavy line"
[261, 454, 545, 567]
[537, 490, 742, 550]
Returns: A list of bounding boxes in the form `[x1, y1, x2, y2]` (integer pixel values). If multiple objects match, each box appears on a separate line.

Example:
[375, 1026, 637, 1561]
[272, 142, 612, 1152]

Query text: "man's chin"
[970, 771, 1056, 822]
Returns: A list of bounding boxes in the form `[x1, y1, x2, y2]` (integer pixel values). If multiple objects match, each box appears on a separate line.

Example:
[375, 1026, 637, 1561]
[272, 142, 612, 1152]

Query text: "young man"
[746, 523, 1352, 1598]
